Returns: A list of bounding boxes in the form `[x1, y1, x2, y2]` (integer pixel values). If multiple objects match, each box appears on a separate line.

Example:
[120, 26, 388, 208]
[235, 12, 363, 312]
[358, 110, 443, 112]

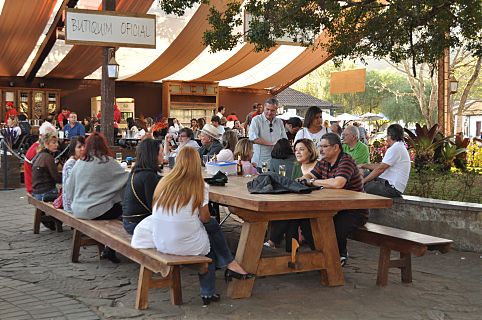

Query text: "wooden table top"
[208, 175, 393, 212]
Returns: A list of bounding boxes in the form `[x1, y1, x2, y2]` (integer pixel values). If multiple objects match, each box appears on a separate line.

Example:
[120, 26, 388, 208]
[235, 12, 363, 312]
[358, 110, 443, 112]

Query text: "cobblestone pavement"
[1, 188, 481, 320]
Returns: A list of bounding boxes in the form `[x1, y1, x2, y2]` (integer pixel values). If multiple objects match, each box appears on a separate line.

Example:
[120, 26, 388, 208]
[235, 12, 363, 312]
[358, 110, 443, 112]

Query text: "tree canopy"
[292, 63, 425, 123]
[160, 0, 482, 69]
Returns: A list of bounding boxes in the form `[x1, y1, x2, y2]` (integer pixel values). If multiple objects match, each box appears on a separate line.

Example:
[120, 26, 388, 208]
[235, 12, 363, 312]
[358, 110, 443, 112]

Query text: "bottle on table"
[237, 155, 243, 176]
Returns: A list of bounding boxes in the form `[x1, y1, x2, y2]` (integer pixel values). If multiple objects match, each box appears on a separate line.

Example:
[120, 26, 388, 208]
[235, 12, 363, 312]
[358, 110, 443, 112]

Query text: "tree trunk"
[455, 56, 482, 134]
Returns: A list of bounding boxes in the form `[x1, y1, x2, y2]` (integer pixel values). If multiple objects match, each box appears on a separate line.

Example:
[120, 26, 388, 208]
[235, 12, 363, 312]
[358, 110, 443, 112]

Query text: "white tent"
[277, 112, 303, 120]
[321, 112, 337, 122]
[335, 113, 360, 121]
[360, 112, 386, 121]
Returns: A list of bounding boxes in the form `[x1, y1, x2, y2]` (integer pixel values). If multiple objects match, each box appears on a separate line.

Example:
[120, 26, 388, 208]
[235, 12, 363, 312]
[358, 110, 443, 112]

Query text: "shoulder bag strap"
[131, 172, 152, 213]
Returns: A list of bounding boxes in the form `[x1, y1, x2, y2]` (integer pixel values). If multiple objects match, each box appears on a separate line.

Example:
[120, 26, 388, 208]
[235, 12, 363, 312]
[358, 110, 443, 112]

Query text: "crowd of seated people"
[25, 98, 412, 305]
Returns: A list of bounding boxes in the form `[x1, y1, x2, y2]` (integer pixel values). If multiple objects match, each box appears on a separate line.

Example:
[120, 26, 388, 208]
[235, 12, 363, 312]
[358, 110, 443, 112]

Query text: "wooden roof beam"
[24, 0, 79, 81]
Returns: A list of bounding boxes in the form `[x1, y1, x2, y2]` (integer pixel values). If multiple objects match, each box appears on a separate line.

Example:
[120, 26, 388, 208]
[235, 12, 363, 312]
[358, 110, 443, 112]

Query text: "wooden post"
[100, 0, 116, 146]
[437, 49, 450, 136]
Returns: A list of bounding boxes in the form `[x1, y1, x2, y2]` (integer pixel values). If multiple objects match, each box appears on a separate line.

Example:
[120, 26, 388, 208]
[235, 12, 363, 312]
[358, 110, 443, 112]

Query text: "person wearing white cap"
[39, 115, 58, 136]
[198, 124, 223, 160]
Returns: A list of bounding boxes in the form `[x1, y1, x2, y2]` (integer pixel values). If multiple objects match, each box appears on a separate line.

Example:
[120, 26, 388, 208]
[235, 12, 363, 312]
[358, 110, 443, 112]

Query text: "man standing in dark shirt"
[285, 117, 302, 145]
[301, 133, 367, 266]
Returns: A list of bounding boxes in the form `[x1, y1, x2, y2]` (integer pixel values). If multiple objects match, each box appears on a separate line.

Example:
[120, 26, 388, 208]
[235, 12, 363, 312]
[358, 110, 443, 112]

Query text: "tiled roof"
[276, 87, 333, 108]
[453, 100, 482, 116]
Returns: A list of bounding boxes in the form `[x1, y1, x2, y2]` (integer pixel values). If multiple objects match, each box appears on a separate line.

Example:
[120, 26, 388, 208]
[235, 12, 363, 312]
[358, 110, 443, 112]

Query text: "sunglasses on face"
[269, 122, 273, 133]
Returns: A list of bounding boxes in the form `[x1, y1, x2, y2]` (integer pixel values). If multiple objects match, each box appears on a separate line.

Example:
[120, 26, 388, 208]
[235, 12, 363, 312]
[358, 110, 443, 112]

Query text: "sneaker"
[340, 256, 348, 267]
[263, 241, 275, 248]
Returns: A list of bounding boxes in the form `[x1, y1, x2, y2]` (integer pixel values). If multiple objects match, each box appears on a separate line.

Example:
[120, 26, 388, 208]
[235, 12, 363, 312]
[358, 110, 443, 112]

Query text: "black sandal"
[201, 293, 220, 306]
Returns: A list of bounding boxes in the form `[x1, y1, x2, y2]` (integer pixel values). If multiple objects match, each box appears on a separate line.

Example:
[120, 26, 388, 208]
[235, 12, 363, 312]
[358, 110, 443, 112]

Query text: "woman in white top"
[294, 106, 331, 148]
[216, 130, 238, 162]
[131, 147, 253, 305]
[7, 117, 22, 137]
[167, 118, 182, 139]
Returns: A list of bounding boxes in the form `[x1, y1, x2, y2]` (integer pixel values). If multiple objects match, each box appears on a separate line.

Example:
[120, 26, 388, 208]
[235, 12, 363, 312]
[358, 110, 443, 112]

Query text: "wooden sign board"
[330, 69, 366, 94]
[65, 8, 156, 48]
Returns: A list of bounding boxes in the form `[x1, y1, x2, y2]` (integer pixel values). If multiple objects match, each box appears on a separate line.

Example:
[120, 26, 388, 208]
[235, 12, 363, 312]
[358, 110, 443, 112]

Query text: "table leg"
[227, 221, 268, 299]
[310, 215, 344, 286]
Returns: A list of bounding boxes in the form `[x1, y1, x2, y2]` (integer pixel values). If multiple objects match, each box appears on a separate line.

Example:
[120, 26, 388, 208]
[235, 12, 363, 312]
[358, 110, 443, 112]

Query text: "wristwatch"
[309, 178, 316, 186]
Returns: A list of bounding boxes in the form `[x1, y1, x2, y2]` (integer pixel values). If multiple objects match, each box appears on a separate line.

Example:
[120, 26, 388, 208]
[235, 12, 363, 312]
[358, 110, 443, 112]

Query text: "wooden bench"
[27, 194, 211, 309]
[350, 222, 453, 286]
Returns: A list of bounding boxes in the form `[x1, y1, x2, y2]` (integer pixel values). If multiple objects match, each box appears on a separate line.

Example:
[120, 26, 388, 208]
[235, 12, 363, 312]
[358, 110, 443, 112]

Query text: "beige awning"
[0, 0, 57, 76]
[1, 0, 332, 90]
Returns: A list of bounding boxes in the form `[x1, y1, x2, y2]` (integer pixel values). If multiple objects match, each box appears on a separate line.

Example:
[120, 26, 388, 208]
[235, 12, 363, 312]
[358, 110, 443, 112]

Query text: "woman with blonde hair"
[132, 146, 253, 305]
[233, 138, 258, 176]
[32, 132, 62, 230]
[32, 132, 61, 201]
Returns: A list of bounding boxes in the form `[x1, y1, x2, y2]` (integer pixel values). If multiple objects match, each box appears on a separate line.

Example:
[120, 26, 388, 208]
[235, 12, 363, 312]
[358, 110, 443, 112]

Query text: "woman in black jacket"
[122, 138, 163, 234]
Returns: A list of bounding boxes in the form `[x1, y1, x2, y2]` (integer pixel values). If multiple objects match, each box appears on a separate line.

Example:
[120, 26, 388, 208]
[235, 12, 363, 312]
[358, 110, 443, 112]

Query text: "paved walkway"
[0, 188, 481, 319]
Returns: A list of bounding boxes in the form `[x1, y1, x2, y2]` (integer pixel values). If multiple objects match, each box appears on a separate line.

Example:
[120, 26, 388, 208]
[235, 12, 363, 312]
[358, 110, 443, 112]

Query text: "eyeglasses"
[269, 122, 273, 133]
[320, 144, 334, 148]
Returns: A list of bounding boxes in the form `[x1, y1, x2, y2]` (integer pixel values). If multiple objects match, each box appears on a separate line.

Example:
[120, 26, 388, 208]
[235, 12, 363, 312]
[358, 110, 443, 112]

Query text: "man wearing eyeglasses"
[248, 98, 287, 168]
[300, 133, 367, 267]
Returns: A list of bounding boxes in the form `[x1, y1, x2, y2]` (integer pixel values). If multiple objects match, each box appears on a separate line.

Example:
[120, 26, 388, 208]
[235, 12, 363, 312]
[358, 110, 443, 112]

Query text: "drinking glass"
[202, 155, 210, 166]
[279, 164, 286, 177]
[261, 162, 268, 173]
[242, 163, 253, 178]
[115, 152, 122, 162]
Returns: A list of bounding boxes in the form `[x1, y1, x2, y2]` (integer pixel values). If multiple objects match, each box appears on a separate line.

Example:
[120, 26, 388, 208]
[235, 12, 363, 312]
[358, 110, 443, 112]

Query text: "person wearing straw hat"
[198, 123, 223, 160]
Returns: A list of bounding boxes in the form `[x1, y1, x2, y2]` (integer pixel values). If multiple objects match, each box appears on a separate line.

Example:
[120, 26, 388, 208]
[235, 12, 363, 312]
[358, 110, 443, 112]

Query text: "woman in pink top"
[234, 138, 258, 176]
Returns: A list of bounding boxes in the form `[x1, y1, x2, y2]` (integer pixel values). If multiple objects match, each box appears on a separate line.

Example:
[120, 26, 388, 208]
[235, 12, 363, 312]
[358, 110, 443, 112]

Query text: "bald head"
[342, 125, 360, 147]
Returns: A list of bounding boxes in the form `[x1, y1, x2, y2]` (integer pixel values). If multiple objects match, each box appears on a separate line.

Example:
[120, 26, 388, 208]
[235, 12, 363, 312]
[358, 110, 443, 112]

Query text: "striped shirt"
[311, 152, 368, 217]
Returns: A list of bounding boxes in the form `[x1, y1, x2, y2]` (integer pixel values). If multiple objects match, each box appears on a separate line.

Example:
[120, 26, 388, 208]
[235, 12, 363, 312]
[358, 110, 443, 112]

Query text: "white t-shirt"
[131, 183, 210, 256]
[379, 141, 411, 193]
[294, 127, 331, 148]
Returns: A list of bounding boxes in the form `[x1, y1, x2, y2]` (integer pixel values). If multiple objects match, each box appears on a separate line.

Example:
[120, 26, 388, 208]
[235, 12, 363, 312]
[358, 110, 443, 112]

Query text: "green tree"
[293, 63, 425, 122]
[160, 0, 482, 70]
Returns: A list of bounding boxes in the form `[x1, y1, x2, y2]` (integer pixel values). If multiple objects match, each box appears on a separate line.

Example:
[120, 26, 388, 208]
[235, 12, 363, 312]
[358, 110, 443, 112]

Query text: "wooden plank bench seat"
[350, 222, 453, 286]
[27, 194, 211, 309]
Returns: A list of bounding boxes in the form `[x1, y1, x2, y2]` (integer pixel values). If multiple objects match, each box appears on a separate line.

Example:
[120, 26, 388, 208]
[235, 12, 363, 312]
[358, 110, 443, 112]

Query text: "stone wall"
[369, 195, 482, 252]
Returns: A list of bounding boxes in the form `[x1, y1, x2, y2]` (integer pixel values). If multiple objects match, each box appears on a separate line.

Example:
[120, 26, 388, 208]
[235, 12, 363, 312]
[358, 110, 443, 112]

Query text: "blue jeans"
[198, 218, 234, 297]
[123, 219, 137, 235]
[32, 188, 58, 202]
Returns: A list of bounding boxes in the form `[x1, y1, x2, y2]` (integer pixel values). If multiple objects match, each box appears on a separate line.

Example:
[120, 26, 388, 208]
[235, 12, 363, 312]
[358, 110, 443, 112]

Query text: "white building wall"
[467, 115, 482, 137]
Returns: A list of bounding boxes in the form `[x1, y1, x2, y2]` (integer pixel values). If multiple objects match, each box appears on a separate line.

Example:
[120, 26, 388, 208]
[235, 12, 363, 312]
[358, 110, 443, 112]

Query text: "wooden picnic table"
[208, 175, 393, 299]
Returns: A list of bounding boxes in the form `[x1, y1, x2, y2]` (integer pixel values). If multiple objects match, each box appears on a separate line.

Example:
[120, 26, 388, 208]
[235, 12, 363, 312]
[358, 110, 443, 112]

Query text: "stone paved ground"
[0, 188, 481, 320]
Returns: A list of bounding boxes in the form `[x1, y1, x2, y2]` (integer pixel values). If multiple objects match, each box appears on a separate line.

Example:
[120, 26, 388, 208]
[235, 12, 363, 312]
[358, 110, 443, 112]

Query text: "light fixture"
[39, 82, 45, 88]
[449, 74, 458, 94]
[8, 81, 14, 87]
[107, 49, 119, 79]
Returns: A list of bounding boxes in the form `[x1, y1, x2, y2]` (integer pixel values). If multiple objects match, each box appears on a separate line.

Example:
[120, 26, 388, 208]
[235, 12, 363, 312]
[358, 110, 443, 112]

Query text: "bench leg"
[400, 252, 412, 284]
[136, 265, 152, 310]
[376, 247, 391, 287]
[33, 209, 42, 234]
[71, 229, 82, 263]
[169, 266, 182, 305]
